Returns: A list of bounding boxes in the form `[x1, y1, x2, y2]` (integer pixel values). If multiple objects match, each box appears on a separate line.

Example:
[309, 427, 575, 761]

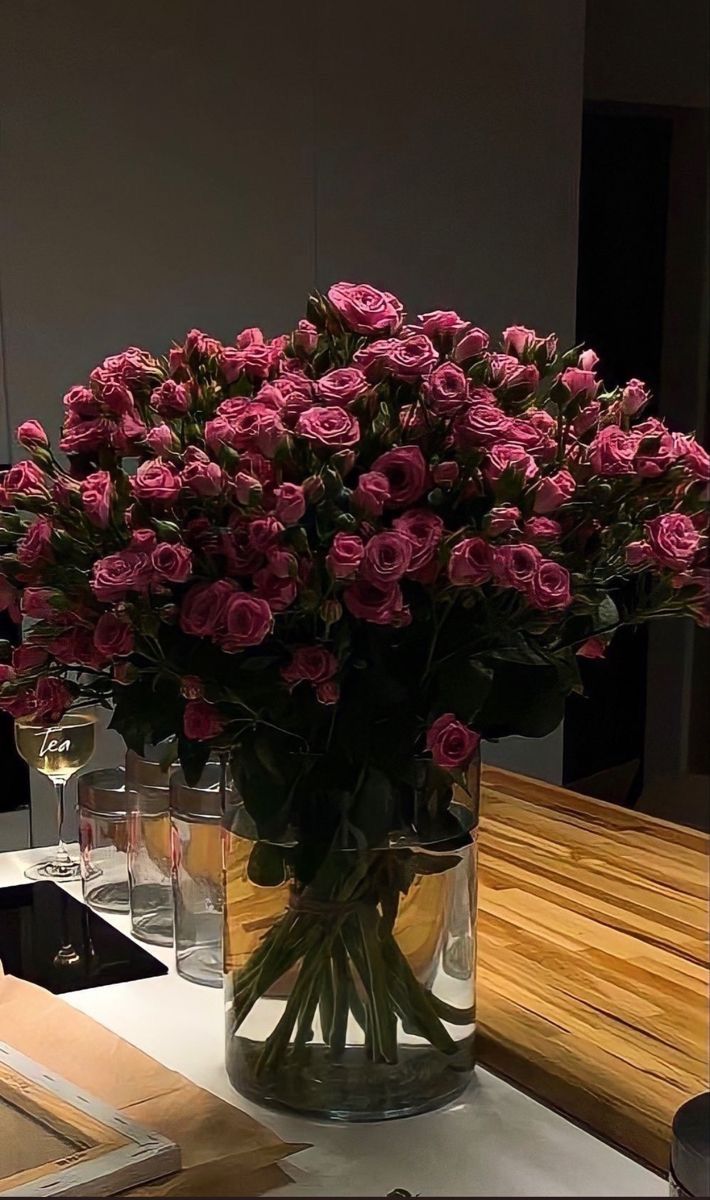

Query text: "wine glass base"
[24, 858, 82, 882]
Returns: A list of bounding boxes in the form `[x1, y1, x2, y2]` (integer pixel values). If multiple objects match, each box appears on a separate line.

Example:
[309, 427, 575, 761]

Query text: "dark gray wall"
[0, 0, 587, 806]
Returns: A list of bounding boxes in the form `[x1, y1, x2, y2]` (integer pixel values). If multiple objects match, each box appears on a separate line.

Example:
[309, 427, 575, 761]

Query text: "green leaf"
[433, 657, 492, 724]
[595, 594, 619, 630]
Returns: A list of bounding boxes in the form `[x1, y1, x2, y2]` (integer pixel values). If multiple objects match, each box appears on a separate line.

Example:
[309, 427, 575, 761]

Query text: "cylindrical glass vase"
[223, 761, 479, 1121]
[170, 761, 225, 987]
[126, 747, 174, 946]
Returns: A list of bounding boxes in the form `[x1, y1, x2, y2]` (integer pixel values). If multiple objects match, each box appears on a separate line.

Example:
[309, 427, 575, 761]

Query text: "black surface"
[0, 881, 167, 994]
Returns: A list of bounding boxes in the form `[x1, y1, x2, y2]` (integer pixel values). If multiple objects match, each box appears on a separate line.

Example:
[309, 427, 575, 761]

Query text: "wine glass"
[15, 711, 96, 881]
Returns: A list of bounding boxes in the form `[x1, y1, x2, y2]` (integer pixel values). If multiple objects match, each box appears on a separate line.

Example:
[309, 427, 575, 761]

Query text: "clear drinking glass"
[126, 747, 174, 945]
[170, 761, 226, 987]
[78, 767, 129, 912]
[15, 711, 96, 881]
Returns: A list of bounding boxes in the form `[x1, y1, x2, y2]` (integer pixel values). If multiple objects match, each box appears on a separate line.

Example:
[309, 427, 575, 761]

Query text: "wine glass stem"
[53, 779, 71, 864]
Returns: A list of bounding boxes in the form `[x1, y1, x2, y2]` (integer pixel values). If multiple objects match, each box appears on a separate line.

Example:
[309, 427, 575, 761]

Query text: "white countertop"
[0, 846, 667, 1198]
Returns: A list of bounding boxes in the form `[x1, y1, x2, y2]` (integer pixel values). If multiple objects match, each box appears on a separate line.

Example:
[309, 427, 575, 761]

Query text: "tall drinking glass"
[15, 711, 96, 880]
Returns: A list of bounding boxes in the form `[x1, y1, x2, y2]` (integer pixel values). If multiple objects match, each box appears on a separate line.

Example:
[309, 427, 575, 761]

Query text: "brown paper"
[0, 972, 306, 1196]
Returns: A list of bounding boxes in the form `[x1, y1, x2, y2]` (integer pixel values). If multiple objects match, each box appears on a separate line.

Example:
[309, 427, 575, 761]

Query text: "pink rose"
[453, 327, 490, 362]
[577, 636, 607, 660]
[493, 543, 541, 590]
[578, 349, 599, 371]
[248, 515, 284, 553]
[230, 403, 286, 457]
[60, 415, 114, 456]
[253, 564, 298, 612]
[91, 347, 161, 387]
[485, 506, 520, 535]
[234, 472, 263, 505]
[634, 419, 677, 479]
[316, 368, 369, 408]
[273, 482, 306, 525]
[626, 540, 653, 568]
[426, 713, 480, 770]
[327, 281, 404, 334]
[235, 327, 265, 349]
[183, 700, 225, 741]
[151, 379, 190, 417]
[2, 460, 50, 501]
[21, 588, 58, 620]
[81, 470, 113, 528]
[343, 579, 408, 626]
[219, 342, 276, 383]
[17, 420, 49, 449]
[183, 328, 223, 361]
[35, 677, 74, 723]
[95, 378, 134, 416]
[621, 378, 649, 416]
[485, 443, 538, 486]
[296, 405, 360, 450]
[182, 448, 223, 497]
[131, 459, 182, 504]
[560, 367, 599, 401]
[431, 460, 460, 488]
[220, 592, 273, 650]
[151, 542, 193, 583]
[645, 513, 700, 571]
[523, 516, 561, 542]
[533, 469, 576, 514]
[393, 509, 444, 572]
[282, 646, 338, 687]
[17, 517, 53, 566]
[351, 340, 392, 381]
[448, 537, 494, 586]
[371, 446, 428, 507]
[268, 376, 315, 426]
[417, 310, 469, 338]
[454, 398, 513, 450]
[589, 426, 639, 476]
[528, 560, 573, 609]
[572, 401, 601, 437]
[316, 680, 340, 705]
[13, 643, 49, 673]
[489, 354, 540, 393]
[674, 435, 710, 482]
[179, 580, 235, 637]
[351, 470, 391, 517]
[64, 384, 99, 419]
[94, 612, 134, 658]
[501, 325, 552, 356]
[385, 334, 438, 381]
[91, 551, 153, 601]
[293, 319, 318, 354]
[361, 531, 413, 584]
[144, 424, 175, 455]
[130, 528, 158, 552]
[204, 415, 235, 452]
[423, 363, 468, 417]
[327, 532, 365, 579]
[0, 664, 15, 684]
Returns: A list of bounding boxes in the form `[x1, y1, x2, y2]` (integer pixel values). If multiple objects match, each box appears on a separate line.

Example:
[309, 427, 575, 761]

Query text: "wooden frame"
[0, 1042, 180, 1197]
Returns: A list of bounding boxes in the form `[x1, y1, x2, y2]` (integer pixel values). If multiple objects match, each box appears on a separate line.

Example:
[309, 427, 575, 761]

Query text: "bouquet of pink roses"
[0, 281, 707, 1097]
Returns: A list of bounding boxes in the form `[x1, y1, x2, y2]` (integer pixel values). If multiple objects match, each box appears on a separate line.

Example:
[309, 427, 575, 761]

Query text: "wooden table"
[477, 766, 710, 1173]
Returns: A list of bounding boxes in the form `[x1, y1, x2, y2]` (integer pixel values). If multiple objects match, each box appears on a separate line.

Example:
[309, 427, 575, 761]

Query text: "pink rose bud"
[17, 420, 49, 449]
[351, 470, 391, 517]
[293, 319, 318, 354]
[273, 482, 306, 525]
[426, 713, 480, 770]
[578, 349, 599, 371]
[560, 367, 600, 401]
[80, 470, 113, 528]
[417, 309, 469, 338]
[316, 680, 340, 705]
[532, 469, 576, 514]
[234, 472, 263, 505]
[577, 636, 607, 659]
[431, 460, 460, 488]
[453, 326, 490, 362]
[621, 378, 650, 416]
[180, 676, 205, 700]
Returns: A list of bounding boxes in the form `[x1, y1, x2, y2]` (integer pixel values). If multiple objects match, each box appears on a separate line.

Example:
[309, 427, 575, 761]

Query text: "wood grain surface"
[476, 766, 710, 1172]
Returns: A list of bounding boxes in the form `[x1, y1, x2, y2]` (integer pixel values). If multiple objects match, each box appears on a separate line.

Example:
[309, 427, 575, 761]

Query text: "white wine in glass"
[15, 711, 96, 880]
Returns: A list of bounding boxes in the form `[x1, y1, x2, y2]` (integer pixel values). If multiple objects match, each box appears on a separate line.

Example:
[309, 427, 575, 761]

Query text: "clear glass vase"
[223, 760, 479, 1121]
